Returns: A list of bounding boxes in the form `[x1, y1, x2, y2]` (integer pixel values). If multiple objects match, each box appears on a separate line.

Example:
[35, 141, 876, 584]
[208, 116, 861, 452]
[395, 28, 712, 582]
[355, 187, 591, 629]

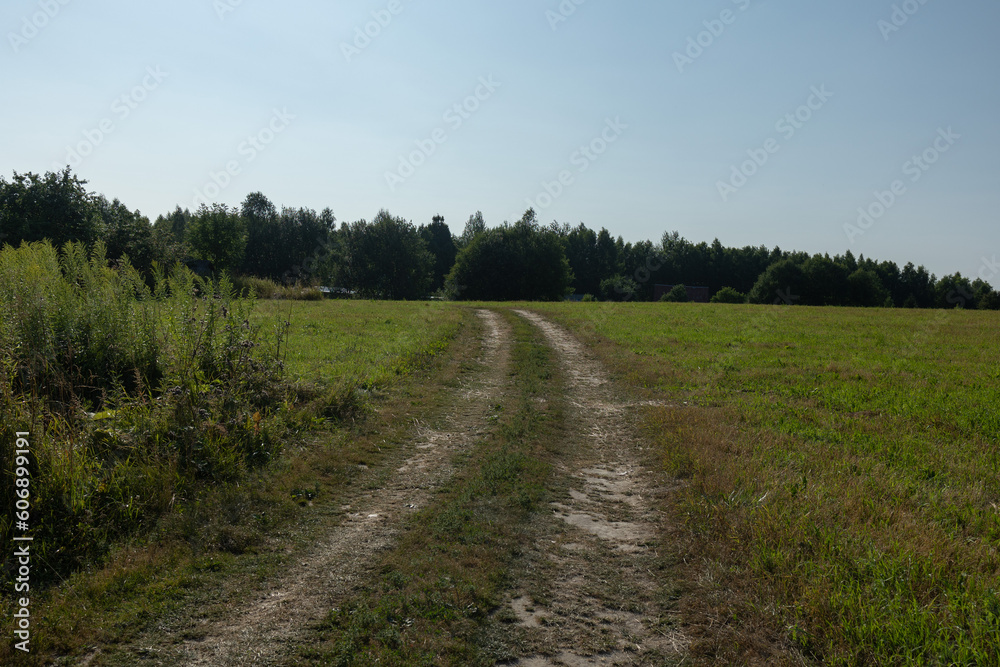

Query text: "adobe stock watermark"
[878, 0, 932, 42]
[978, 254, 999, 283]
[546, 0, 587, 31]
[7, 0, 72, 53]
[524, 117, 628, 212]
[673, 0, 754, 74]
[341, 0, 410, 63]
[50, 66, 168, 172]
[192, 108, 295, 207]
[214, 0, 247, 21]
[384, 76, 501, 192]
[12, 431, 33, 653]
[717, 85, 833, 202]
[844, 126, 959, 244]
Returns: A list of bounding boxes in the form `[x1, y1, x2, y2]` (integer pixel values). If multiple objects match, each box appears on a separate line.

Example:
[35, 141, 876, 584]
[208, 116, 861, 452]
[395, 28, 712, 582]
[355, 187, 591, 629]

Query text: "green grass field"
[529, 302, 1000, 664]
[7, 293, 1000, 665]
[255, 300, 466, 388]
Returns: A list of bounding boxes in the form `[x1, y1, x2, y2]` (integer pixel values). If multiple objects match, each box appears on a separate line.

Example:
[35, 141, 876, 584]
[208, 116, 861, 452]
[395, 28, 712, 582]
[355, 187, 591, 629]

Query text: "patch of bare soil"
[102, 310, 511, 666]
[504, 311, 688, 667]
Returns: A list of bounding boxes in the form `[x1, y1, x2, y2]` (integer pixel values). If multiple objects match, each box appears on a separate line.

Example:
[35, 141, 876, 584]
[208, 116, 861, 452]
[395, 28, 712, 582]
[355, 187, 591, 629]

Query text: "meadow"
[531, 301, 1000, 664]
[0, 243, 467, 662]
[4, 243, 999, 666]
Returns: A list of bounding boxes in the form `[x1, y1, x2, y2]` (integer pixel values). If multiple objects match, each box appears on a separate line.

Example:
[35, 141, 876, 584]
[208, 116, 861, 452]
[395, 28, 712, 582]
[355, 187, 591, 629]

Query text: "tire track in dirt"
[507, 310, 688, 667]
[114, 310, 511, 666]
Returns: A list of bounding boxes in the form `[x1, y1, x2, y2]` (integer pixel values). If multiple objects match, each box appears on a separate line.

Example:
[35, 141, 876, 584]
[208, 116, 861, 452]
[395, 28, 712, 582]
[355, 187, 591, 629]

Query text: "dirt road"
[88, 309, 686, 666]
[93, 310, 512, 666]
[502, 311, 687, 666]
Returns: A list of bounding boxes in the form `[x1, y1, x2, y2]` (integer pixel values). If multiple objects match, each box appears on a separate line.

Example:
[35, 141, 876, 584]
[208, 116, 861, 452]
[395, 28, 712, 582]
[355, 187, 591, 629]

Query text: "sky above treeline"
[3, 0, 998, 281]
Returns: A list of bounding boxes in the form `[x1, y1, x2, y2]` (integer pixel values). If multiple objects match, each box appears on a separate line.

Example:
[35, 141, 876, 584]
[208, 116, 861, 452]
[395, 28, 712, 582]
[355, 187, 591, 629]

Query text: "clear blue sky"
[3, 0, 998, 280]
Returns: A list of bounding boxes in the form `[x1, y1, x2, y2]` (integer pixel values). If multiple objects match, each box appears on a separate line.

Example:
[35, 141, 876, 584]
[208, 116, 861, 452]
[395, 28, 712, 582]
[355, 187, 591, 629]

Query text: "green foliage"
[238, 193, 335, 284]
[455, 210, 486, 251]
[561, 224, 624, 296]
[186, 203, 247, 273]
[0, 168, 100, 248]
[599, 274, 638, 302]
[0, 243, 288, 587]
[94, 195, 155, 275]
[419, 215, 457, 292]
[935, 273, 977, 309]
[151, 206, 192, 269]
[1, 168, 991, 309]
[748, 258, 804, 304]
[0, 240, 158, 403]
[447, 210, 572, 301]
[335, 210, 433, 299]
[232, 275, 324, 300]
[710, 286, 746, 303]
[847, 268, 890, 307]
[661, 284, 690, 302]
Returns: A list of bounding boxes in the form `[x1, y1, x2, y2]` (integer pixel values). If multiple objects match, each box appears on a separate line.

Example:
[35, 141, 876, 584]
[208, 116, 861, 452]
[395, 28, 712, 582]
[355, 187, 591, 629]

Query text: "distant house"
[654, 284, 710, 303]
[184, 259, 215, 277]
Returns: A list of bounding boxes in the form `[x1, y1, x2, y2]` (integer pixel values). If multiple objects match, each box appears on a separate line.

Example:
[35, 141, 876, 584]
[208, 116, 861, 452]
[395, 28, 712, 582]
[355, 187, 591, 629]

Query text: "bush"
[233, 275, 281, 299]
[0, 241, 158, 404]
[581, 294, 596, 302]
[232, 275, 325, 300]
[0, 242, 289, 586]
[661, 284, 690, 302]
[710, 286, 746, 304]
[600, 275, 638, 302]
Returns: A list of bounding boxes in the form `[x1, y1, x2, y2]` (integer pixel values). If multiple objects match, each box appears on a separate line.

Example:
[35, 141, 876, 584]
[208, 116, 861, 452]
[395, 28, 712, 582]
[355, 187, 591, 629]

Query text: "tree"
[419, 215, 457, 292]
[277, 206, 335, 284]
[186, 204, 247, 273]
[240, 192, 279, 278]
[151, 206, 191, 270]
[710, 286, 746, 304]
[972, 279, 1000, 310]
[935, 273, 976, 309]
[847, 268, 890, 307]
[801, 254, 850, 306]
[337, 210, 432, 299]
[900, 262, 935, 308]
[447, 209, 572, 301]
[748, 259, 805, 304]
[456, 211, 486, 250]
[562, 223, 599, 296]
[0, 168, 100, 248]
[94, 196, 154, 274]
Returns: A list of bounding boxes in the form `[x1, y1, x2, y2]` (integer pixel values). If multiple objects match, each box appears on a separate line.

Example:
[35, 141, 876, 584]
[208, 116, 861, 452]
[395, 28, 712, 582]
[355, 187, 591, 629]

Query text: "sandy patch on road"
[506, 310, 688, 666]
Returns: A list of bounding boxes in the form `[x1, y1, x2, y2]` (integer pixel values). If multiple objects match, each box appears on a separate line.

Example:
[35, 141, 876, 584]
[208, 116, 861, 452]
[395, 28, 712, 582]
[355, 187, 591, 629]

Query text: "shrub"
[710, 286, 746, 304]
[0, 242, 289, 586]
[661, 284, 690, 302]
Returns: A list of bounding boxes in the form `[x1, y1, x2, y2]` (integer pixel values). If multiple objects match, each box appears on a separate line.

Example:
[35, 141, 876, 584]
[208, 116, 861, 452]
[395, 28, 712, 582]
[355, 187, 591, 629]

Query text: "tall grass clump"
[1, 241, 289, 587]
[0, 240, 158, 407]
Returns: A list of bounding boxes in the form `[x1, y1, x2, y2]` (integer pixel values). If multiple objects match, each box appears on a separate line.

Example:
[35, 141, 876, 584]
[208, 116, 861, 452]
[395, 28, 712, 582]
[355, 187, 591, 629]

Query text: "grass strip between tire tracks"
[300, 310, 566, 666]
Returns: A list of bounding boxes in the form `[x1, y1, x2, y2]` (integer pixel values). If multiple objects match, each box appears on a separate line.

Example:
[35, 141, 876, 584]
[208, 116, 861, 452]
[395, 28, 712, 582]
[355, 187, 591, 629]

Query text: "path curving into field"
[117, 310, 513, 666]
[508, 310, 688, 666]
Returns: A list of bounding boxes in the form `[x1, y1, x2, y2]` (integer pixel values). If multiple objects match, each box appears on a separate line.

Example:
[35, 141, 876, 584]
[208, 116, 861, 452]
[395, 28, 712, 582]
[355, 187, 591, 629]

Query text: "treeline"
[1, 168, 997, 308]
